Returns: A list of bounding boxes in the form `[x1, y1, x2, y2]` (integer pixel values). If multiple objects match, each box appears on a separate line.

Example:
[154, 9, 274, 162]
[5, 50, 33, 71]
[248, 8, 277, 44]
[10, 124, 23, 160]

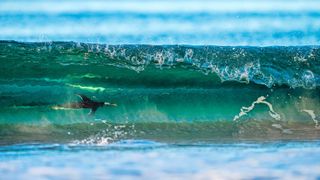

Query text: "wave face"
[0, 41, 320, 144]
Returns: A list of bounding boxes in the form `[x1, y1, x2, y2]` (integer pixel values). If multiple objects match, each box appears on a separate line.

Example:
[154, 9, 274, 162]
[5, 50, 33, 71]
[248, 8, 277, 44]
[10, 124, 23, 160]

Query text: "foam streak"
[233, 96, 281, 121]
[302, 109, 319, 129]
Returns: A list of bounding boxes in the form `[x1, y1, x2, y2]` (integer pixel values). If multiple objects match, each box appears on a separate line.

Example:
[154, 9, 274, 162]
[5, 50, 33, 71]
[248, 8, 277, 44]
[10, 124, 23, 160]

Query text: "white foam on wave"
[233, 96, 281, 121]
[302, 109, 320, 129]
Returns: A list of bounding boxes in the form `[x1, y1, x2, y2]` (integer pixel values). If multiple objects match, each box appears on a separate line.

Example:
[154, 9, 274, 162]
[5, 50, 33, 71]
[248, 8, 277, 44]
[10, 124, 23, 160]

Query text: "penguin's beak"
[104, 102, 117, 106]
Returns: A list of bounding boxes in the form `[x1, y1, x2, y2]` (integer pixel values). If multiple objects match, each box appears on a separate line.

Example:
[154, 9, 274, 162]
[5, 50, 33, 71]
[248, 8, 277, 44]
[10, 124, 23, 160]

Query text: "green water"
[0, 41, 319, 145]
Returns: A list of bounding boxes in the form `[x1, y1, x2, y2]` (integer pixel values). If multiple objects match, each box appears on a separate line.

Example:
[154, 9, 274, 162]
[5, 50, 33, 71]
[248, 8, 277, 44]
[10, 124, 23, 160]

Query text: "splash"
[73, 136, 113, 146]
[71, 122, 136, 145]
[233, 96, 281, 121]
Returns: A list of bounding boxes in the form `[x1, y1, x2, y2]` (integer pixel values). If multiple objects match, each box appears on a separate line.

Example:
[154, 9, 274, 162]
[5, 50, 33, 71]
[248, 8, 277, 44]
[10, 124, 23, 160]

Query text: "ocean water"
[1, 0, 320, 179]
[1, 141, 320, 179]
[1, 0, 320, 45]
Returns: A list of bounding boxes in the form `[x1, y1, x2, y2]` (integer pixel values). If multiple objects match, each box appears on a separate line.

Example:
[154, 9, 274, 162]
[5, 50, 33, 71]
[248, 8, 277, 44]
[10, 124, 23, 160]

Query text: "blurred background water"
[1, 141, 320, 179]
[1, 0, 320, 45]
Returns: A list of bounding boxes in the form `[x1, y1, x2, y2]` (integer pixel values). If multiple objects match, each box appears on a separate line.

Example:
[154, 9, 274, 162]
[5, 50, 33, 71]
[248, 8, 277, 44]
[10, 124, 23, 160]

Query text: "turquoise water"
[1, 0, 320, 179]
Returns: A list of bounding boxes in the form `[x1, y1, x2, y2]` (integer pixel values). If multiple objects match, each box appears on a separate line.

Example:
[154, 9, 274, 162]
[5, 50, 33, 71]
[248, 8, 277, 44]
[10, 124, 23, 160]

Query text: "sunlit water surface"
[1, 140, 320, 179]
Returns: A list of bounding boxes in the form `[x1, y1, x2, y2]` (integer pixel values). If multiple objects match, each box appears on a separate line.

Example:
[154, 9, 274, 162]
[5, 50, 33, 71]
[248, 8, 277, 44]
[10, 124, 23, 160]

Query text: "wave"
[0, 41, 319, 89]
[0, 41, 320, 144]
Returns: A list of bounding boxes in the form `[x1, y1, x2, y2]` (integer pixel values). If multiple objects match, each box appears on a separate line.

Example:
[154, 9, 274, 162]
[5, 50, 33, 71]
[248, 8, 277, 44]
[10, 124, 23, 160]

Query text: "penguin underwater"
[52, 94, 117, 115]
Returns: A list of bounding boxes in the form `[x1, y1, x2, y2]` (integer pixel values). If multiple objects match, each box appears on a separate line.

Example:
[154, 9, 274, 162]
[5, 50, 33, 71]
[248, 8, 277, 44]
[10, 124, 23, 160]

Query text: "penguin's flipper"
[76, 94, 92, 103]
[88, 106, 98, 116]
